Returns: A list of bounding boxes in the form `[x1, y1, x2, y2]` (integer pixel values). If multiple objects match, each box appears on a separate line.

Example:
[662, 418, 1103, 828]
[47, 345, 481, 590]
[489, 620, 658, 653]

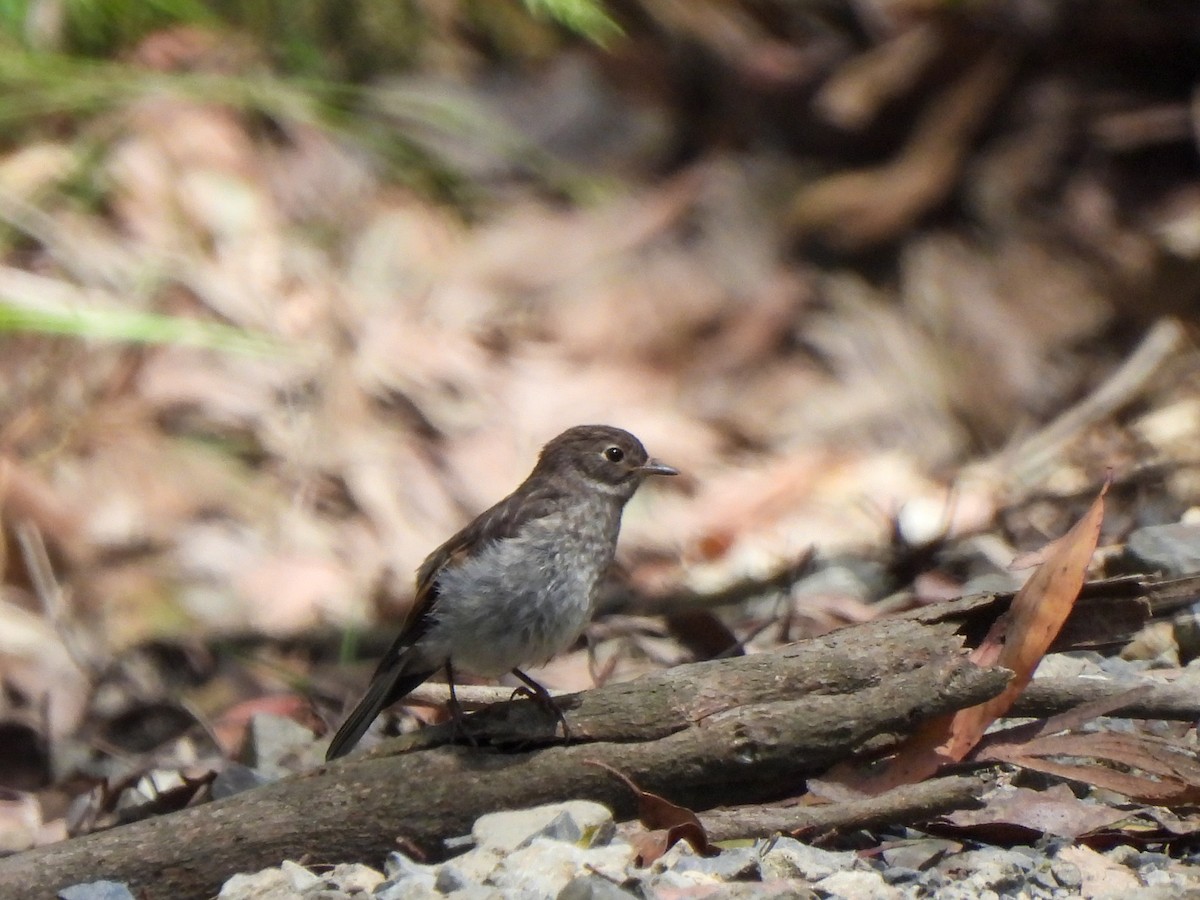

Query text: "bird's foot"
[510, 668, 571, 741]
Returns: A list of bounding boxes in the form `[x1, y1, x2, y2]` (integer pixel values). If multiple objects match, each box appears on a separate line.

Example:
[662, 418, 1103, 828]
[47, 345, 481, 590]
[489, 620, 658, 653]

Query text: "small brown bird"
[325, 424, 677, 759]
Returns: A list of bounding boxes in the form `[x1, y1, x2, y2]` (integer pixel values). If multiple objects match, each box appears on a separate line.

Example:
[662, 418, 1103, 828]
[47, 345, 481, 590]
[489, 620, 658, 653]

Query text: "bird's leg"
[510, 668, 571, 741]
[445, 661, 463, 720]
[444, 661, 478, 746]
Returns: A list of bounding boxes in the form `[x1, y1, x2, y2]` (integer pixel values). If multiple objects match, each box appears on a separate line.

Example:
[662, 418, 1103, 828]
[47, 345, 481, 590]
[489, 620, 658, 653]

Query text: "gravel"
[58, 799, 1200, 899]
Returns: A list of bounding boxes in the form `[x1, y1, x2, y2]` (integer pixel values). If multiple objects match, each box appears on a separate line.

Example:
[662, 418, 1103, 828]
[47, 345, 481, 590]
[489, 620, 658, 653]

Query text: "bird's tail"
[325, 664, 435, 760]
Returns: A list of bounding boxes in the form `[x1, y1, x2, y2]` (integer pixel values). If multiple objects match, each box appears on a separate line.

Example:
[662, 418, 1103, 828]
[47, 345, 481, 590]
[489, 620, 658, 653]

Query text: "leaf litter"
[2, 6, 1200, 887]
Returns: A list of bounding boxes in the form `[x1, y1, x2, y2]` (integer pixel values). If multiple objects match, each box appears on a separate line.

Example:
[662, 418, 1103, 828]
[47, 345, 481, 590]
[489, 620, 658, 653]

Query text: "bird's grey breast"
[424, 504, 621, 675]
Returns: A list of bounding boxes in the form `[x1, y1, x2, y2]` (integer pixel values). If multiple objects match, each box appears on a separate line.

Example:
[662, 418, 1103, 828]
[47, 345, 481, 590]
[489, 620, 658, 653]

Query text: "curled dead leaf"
[585, 759, 715, 863]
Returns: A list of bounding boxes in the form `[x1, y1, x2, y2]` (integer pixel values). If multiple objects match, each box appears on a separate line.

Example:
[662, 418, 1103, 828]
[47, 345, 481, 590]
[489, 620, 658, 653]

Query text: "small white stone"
[760, 837, 859, 882]
[641, 868, 718, 894]
[324, 861, 385, 893]
[473, 801, 615, 853]
[216, 869, 290, 900]
[816, 869, 903, 900]
[443, 846, 504, 883]
[280, 860, 320, 891]
[375, 878, 442, 900]
[384, 851, 438, 887]
[488, 837, 634, 896]
[647, 836, 700, 873]
[1144, 869, 1173, 887]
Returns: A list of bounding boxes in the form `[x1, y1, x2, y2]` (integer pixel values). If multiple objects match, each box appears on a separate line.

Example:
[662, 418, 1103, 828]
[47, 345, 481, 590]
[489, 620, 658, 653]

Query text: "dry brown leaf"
[943, 784, 1128, 840]
[947, 477, 1109, 749]
[985, 731, 1200, 805]
[585, 760, 714, 862]
[834, 479, 1106, 793]
[967, 686, 1200, 804]
[0, 456, 86, 567]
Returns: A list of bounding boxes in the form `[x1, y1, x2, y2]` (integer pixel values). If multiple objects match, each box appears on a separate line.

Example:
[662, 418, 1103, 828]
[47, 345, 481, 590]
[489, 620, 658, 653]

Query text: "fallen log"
[0, 605, 1014, 898]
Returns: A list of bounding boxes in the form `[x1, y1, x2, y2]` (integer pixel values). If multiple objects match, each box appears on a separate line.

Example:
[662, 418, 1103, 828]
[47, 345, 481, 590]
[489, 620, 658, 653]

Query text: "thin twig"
[404, 681, 564, 710]
[976, 317, 1188, 490]
[607, 548, 816, 617]
[14, 521, 99, 676]
[699, 774, 994, 842]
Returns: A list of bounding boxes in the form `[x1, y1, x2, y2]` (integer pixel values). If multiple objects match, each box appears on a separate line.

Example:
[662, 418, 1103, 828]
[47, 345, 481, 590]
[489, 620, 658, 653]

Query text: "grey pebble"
[556, 874, 638, 900]
[1030, 863, 1059, 890]
[374, 879, 440, 900]
[1107, 844, 1142, 867]
[323, 862, 385, 894]
[940, 848, 1030, 891]
[243, 713, 315, 777]
[814, 868, 901, 899]
[218, 869, 294, 899]
[211, 763, 272, 799]
[474, 801, 615, 853]
[641, 868, 711, 896]
[880, 867, 923, 886]
[760, 836, 860, 881]
[916, 868, 947, 891]
[434, 864, 469, 894]
[932, 888, 1000, 900]
[213, 799, 1200, 900]
[1124, 523, 1200, 578]
[1144, 868, 1175, 887]
[880, 839, 959, 871]
[707, 884, 817, 899]
[382, 851, 438, 887]
[535, 810, 585, 845]
[673, 845, 760, 881]
[1050, 859, 1082, 889]
[1137, 851, 1174, 871]
[492, 838, 634, 895]
[57, 883, 136, 900]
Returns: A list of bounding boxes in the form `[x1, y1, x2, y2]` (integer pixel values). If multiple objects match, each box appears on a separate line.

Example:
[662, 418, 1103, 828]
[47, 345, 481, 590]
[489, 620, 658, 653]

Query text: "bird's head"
[535, 424, 678, 497]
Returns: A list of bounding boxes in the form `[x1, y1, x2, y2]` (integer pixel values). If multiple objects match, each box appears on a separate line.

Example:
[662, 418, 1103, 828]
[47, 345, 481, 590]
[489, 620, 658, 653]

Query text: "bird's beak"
[637, 459, 679, 477]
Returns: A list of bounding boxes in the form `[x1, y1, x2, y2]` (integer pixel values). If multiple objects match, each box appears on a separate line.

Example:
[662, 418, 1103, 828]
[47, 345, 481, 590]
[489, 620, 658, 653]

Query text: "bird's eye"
[604, 446, 625, 463]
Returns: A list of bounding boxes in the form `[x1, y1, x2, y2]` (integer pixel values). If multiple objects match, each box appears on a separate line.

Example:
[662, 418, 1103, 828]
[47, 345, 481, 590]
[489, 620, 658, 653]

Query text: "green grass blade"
[0, 300, 285, 355]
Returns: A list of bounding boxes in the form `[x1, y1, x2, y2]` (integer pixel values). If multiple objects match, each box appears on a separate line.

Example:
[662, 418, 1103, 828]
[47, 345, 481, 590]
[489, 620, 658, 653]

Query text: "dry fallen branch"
[601, 549, 817, 618]
[701, 773, 993, 842]
[973, 317, 1188, 490]
[1015, 676, 1200, 720]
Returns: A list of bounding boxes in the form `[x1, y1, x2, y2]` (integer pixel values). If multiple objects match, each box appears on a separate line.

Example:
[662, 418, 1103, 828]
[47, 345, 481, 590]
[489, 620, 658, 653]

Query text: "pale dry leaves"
[2, 14, 1200, 817]
[2, 92, 1067, 651]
